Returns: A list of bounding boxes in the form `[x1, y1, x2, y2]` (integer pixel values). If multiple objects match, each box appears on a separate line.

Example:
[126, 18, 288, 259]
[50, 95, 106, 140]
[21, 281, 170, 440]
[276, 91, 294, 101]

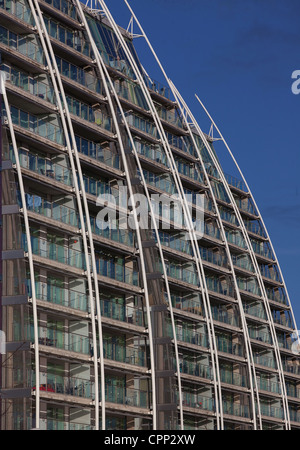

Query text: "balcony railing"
[100, 298, 144, 327]
[105, 385, 149, 409]
[0, 0, 34, 24]
[0, 25, 44, 64]
[32, 372, 95, 400]
[1, 63, 55, 103]
[9, 107, 64, 145]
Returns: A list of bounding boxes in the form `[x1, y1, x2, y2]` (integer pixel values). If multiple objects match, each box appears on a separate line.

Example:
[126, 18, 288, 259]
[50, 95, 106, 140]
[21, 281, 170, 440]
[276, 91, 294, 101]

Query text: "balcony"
[219, 369, 247, 388]
[181, 392, 215, 413]
[9, 106, 64, 145]
[66, 95, 112, 133]
[179, 359, 212, 380]
[2, 63, 55, 104]
[100, 298, 144, 327]
[56, 55, 102, 95]
[32, 372, 95, 400]
[41, 0, 77, 20]
[0, 25, 45, 65]
[12, 148, 72, 187]
[75, 135, 120, 170]
[0, 0, 34, 24]
[105, 385, 149, 409]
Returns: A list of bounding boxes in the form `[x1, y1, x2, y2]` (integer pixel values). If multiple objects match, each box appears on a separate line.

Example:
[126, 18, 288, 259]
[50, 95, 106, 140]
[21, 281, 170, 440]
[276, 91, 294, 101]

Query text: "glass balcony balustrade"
[66, 95, 112, 132]
[89, 216, 135, 247]
[211, 305, 239, 327]
[42, 419, 94, 431]
[248, 328, 272, 345]
[143, 75, 172, 101]
[168, 322, 208, 348]
[167, 132, 196, 157]
[205, 275, 234, 298]
[32, 372, 95, 400]
[23, 233, 85, 270]
[164, 261, 198, 286]
[179, 359, 212, 380]
[244, 219, 266, 238]
[157, 230, 193, 255]
[237, 277, 261, 297]
[170, 293, 204, 316]
[266, 286, 287, 305]
[288, 409, 300, 423]
[257, 378, 281, 395]
[114, 78, 148, 110]
[243, 303, 267, 320]
[0, 0, 33, 23]
[95, 256, 139, 286]
[155, 104, 184, 129]
[286, 385, 300, 400]
[211, 180, 231, 204]
[216, 337, 243, 357]
[11, 147, 72, 185]
[218, 205, 239, 225]
[131, 138, 168, 166]
[272, 312, 293, 328]
[104, 384, 149, 409]
[56, 56, 102, 94]
[44, 15, 92, 58]
[219, 369, 247, 388]
[282, 362, 300, 376]
[251, 239, 274, 260]
[102, 342, 147, 367]
[175, 158, 204, 184]
[224, 173, 248, 193]
[225, 229, 247, 249]
[258, 404, 284, 420]
[259, 264, 281, 283]
[0, 25, 44, 64]
[223, 401, 250, 418]
[100, 298, 144, 327]
[22, 194, 79, 228]
[31, 280, 89, 313]
[75, 135, 120, 169]
[37, 326, 91, 355]
[125, 112, 157, 139]
[1, 63, 55, 103]
[276, 335, 293, 351]
[199, 246, 228, 268]
[253, 354, 277, 370]
[235, 197, 257, 216]
[180, 392, 215, 412]
[232, 254, 254, 272]
[42, 0, 77, 20]
[9, 106, 64, 144]
[142, 169, 177, 195]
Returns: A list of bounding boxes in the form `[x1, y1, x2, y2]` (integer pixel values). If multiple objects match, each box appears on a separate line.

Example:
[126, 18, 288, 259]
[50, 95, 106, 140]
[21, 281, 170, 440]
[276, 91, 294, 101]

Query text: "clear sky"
[97, 0, 300, 326]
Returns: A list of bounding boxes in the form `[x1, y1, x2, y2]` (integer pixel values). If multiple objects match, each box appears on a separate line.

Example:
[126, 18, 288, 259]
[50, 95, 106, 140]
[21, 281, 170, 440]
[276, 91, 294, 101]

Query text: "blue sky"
[100, 0, 300, 325]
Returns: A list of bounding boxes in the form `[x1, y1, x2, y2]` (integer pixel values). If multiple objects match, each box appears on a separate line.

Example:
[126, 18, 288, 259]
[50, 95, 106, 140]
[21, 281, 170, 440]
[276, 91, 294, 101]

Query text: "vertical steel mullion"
[97, 0, 222, 429]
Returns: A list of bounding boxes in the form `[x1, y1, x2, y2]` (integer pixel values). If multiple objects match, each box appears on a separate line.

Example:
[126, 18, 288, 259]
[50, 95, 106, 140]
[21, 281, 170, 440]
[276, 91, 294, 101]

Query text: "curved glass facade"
[0, 0, 299, 431]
